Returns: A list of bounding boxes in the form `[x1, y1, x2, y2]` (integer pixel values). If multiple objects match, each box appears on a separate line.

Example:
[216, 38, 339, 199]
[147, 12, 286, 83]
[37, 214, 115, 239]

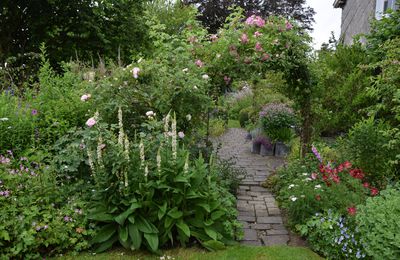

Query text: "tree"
[0, 0, 148, 64]
[182, 0, 315, 33]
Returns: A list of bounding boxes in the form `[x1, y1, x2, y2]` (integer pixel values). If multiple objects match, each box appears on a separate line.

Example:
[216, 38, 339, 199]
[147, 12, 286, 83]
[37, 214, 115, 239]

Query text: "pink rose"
[132, 67, 140, 79]
[254, 16, 265, 27]
[195, 59, 204, 67]
[86, 117, 96, 128]
[240, 33, 249, 44]
[254, 31, 262, 37]
[255, 42, 263, 52]
[80, 94, 91, 102]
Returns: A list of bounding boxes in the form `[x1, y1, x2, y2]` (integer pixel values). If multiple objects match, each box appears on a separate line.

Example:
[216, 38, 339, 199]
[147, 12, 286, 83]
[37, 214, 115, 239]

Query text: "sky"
[306, 0, 342, 49]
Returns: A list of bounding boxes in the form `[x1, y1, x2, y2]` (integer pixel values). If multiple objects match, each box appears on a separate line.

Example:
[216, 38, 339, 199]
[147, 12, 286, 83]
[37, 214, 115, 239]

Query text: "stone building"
[334, 0, 399, 44]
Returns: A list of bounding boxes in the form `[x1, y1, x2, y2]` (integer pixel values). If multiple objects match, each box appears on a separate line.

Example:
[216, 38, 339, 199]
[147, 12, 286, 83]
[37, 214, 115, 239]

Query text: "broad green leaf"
[197, 203, 210, 213]
[164, 216, 174, 229]
[128, 223, 142, 250]
[128, 215, 135, 224]
[176, 220, 190, 237]
[95, 234, 118, 253]
[92, 224, 116, 244]
[158, 202, 167, 220]
[204, 227, 218, 240]
[144, 233, 159, 252]
[118, 225, 128, 242]
[167, 207, 183, 219]
[211, 210, 225, 221]
[202, 240, 226, 251]
[115, 203, 140, 225]
[174, 175, 188, 183]
[204, 219, 214, 226]
[88, 212, 114, 222]
[137, 216, 158, 233]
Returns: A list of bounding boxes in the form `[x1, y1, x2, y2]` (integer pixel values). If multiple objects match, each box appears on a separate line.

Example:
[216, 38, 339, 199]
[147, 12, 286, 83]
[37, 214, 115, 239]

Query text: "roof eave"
[333, 0, 346, 8]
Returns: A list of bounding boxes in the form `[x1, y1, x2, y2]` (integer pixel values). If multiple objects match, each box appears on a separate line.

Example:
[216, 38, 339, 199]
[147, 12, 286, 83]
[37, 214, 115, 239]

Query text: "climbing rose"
[347, 207, 357, 216]
[370, 187, 379, 196]
[132, 67, 140, 79]
[254, 31, 262, 37]
[195, 59, 203, 67]
[255, 42, 263, 51]
[80, 94, 91, 102]
[86, 117, 96, 128]
[363, 182, 370, 188]
[240, 33, 249, 44]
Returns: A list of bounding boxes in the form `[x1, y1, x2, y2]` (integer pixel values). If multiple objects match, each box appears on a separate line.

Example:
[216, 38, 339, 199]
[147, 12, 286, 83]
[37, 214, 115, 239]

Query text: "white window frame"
[376, 0, 398, 19]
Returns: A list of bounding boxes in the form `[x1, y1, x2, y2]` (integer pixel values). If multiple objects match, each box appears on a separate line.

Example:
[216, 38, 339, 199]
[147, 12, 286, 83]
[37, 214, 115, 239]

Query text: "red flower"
[349, 168, 365, 180]
[322, 174, 328, 181]
[325, 181, 332, 187]
[319, 164, 326, 173]
[315, 195, 321, 201]
[332, 175, 340, 184]
[347, 207, 357, 216]
[363, 182, 370, 188]
[337, 164, 344, 172]
[370, 187, 379, 196]
[343, 161, 352, 169]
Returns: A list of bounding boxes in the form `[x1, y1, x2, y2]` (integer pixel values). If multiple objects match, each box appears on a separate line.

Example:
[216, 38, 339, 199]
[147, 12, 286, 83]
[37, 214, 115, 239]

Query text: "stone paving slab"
[213, 128, 305, 247]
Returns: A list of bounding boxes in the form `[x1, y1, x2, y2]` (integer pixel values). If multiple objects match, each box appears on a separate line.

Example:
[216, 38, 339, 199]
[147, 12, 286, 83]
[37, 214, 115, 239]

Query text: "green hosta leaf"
[128, 223, 142, 250]
[128, 215, 135, 224]
[88, 212, 114, 222]
[144, 233, 159, 252]
[186, 190, 203, 199]
[204, 227, 218, 240]
[202, 240, 226, 251]
[204, 219, 214, 226]
[137, 216, 158, 233]
[164, 216, 174, 229]
[211, 210, 225, 221]
[176, 220, 190, 237]
[174, 175, 189, 183]
[197, 203, 210, 213]
[168, 207, 183, 219]
[95, 234, 118, 253]
[158, 202, 167, 220]
[118, 225, 128, 242]
[115, 203, 140, 225]
[92, 224, 117, 244]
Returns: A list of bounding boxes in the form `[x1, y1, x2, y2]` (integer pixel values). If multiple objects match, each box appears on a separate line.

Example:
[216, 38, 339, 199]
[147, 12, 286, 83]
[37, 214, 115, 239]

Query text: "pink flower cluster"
[245, 15, 265, 27]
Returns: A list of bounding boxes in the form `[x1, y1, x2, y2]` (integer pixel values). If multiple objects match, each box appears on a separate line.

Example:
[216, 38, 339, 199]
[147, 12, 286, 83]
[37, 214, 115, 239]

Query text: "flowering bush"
[298, 210, 367, 259]
[84, 110, 241, 252]
[0, 153, 94, 259]
[259, 103, 297, 142]
[275, 146, 378, 225]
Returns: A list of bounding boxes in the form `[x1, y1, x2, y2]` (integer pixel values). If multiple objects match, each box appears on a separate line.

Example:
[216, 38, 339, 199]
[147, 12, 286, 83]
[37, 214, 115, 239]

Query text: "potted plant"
[256, 136, 274, 156]
[259, 103, 297, 156]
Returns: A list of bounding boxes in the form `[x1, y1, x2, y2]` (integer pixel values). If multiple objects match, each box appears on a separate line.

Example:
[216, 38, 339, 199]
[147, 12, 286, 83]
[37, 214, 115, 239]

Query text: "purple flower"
[63, 216, 72, 222]
[31, 109, 38, 116]
[311, 145, 322, 162]
[253, 136, 273, 149]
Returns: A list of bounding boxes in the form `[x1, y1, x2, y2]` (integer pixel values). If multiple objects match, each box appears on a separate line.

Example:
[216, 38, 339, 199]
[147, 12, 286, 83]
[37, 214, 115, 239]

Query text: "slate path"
[213, 128, 305, 246]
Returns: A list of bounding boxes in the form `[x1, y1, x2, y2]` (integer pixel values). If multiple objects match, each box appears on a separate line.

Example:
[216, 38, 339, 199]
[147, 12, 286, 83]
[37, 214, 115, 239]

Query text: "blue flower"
[356, 251, 361, 259]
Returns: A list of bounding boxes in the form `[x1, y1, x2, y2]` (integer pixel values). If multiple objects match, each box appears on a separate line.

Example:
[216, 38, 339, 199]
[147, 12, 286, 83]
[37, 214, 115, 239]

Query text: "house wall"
[340, 0, 376, 44]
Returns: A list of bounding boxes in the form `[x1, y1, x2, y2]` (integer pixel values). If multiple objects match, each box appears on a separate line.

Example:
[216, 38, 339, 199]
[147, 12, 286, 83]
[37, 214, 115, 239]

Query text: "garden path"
[213, 128, 305, 247]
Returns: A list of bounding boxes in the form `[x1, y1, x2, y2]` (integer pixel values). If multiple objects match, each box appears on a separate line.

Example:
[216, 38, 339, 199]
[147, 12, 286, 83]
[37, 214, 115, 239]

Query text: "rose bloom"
[347, 207, 357, 216]
[132, 67, 140, 79]
[86, 117, 96, 127]
[178, 131, 185, 138]
[370, 187, 379, 196]
[255, 42, 263, 52]
[195, 59, 204, 67]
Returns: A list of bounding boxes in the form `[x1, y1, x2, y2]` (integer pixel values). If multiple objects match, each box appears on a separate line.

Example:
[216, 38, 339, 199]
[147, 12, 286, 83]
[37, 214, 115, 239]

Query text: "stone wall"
[340, 0, 376, 44]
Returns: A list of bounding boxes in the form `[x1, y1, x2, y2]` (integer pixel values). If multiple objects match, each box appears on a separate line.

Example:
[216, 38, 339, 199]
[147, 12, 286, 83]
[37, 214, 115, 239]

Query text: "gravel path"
[213, 128, 305, 246]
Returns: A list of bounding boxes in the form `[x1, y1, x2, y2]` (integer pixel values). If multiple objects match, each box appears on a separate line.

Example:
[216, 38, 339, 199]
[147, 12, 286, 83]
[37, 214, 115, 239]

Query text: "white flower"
[81, 94, 90, 101]
[182, 68, 189, 72]
[186, 114, 192, 121]
[304, 178, 312, 182]
[178, 131, 185, 139]
[216, 54, 221, 58]
[290, 196, 297, 202]
[193, 86, 198, 90]
[302, 173, 308, 176]
[288, 184, 295, 189]
[202, 74, 209, 80]
[132, 67, 140, 79]
[301, 195, 305, 198]
[138, 58, 143, 63]
[315, 184, 322, 189]
[0, 118, 9, 121]
[146, 111, 155, 117]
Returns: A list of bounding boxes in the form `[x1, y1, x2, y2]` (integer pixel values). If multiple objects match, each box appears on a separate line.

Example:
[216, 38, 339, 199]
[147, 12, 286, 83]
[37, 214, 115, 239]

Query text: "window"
[376, 0, 398, 19]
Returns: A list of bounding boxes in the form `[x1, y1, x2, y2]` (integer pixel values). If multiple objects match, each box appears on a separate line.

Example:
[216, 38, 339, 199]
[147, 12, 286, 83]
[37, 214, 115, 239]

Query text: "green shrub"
[0, 153, 94, 259]
[215, 158, 247, 194]
[209, 119, 226, 137]
[238, 108, 250, 127]
[340, 117, 395, 187]
[85, 112, 240, 253]
[356, 184, 400, 259]
[297, 210, 366, 259]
